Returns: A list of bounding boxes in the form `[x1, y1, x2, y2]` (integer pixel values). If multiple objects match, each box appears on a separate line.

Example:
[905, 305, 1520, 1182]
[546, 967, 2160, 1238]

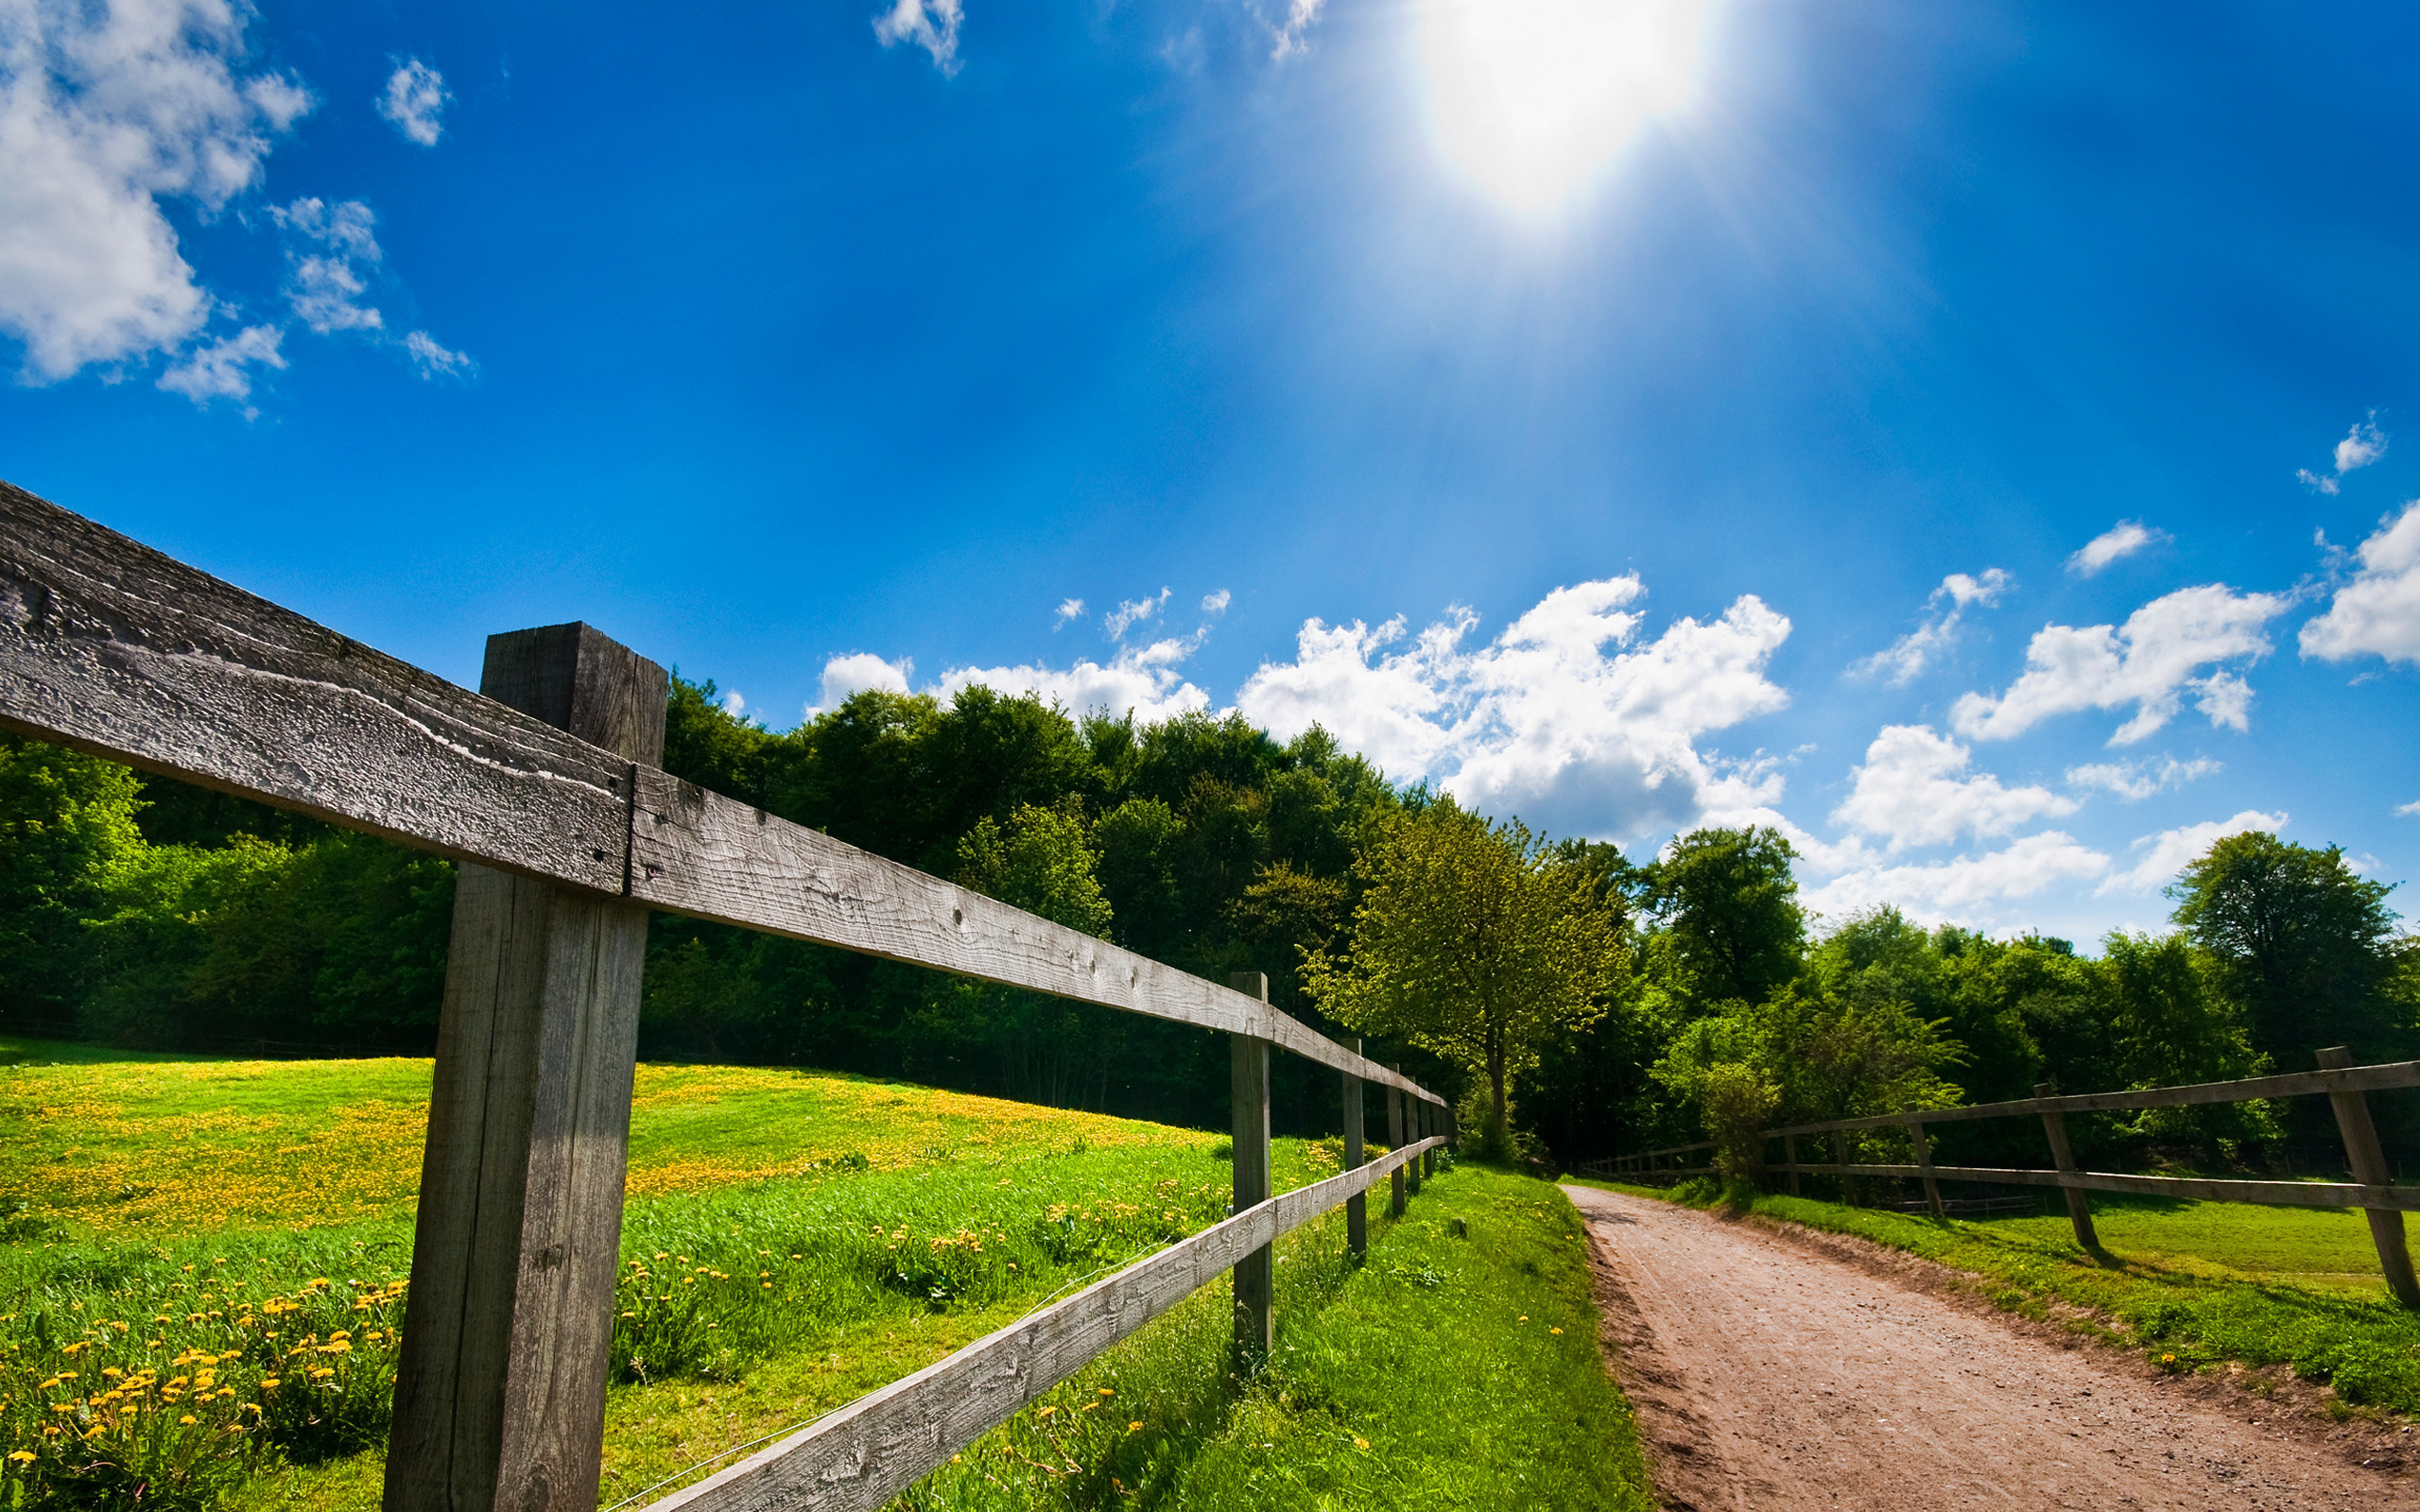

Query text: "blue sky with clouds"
[7, 0, 2420, 944]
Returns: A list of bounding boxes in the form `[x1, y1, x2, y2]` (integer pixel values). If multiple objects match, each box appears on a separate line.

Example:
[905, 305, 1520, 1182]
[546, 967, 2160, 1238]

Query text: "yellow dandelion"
[1128, 1420, 1144, 1433]
[1353, 1436, 1369, 1451]
[180, 1415, 198, 1425]
[7, 1451, 34, 1464]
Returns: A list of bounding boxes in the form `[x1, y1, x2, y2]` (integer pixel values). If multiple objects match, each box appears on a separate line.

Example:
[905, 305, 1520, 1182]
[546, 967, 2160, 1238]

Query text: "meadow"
[1581, 1175, 2420, 1417]
[0, 1039, 1647, 1511]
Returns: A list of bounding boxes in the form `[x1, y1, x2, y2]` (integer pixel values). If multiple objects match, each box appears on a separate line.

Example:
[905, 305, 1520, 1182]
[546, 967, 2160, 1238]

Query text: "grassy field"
[1577, 1175, 2420, 1416]
[0, 1039, 1647, 1511]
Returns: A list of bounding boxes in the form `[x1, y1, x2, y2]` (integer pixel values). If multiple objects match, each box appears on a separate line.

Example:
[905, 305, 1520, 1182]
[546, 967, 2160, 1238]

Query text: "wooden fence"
[0, 481, 1457, 1512]
[1601, 1055, 2420, 1308]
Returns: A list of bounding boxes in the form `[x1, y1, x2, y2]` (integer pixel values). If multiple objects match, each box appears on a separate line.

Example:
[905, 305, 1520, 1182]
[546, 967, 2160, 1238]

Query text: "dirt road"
[1564, 1184, 2420, 1511]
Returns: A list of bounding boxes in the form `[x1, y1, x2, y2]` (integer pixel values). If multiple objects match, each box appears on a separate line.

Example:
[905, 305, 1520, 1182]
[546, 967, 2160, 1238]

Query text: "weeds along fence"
[1604, 1055, 2420, 1309]
[0, 482, 1457, 1512]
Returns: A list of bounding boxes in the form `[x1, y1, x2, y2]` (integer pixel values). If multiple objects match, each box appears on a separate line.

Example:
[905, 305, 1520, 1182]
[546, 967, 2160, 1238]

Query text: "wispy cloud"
[1951, 583, 2290, 746]
[376, 59, 450, 146]
[155, 324, 285, 413]
[1201, 589, 1232, 615]
[1268, 0, 1324, 59]
[2065, 756, 2221, 801]
[2298, 414, 2388, 495]
[2394, 799, 2420, 818]
[1104, 588, 1171, 640]
[403, 330, 474, 379]
[272, 198, 385, 334]
[1052, 598, 1084, 630]
[1800, 833, 2112, 929]
[2301, 500, 2420, 666]
[874, 0, 963, 75]
[2067, 520, 2167, 576]
[1855, 568, 2010, 684]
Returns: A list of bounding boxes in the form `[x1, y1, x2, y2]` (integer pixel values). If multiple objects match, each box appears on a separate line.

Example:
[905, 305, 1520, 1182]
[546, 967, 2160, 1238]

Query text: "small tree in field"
[1303, 798, 1621, 1159]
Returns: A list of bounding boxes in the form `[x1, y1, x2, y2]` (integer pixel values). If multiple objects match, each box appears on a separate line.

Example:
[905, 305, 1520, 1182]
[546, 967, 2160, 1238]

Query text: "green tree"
[1303, 799, 1620, 1156]
[1648, 826, 1806, 1009]
[0, 738, 147, 1019]
[2169, 833, 2406, 1068]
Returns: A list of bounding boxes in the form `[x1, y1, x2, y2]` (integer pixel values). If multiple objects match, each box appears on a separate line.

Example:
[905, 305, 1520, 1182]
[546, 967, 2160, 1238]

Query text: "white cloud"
[1801, 833, 2113, 929]
[721, 689, 746, 716]
[811, 652, 914, 714]
[2067, 520, 2166, 576]
[2299, 414, 2387, 494]
[1103, 588, 1170, 641]
[376, 59, 449, 146]
[0, 0, 311, 384]
[1855, 567, 2011, 684]
[937, 637, 1213, 726]
[2064, 756, 2220, 801]
[270, 198, 383, 333]
[1237, 578, 1794, 841]
[1201, 589, 1231, 615]
[873, 0, 963, 75]
[1052, 597, 1084, 630]
[154, 321, 282, 408]
[1269, 0, 1324, 59]
[2396, 799, 2420, 818]
[2100, 810, 2286, 895]
[2300, 501, 2420, 665]
[403, 329, 472, 378]
[1951, 583, 2290, 746]
[1828, 724, 2074, 851]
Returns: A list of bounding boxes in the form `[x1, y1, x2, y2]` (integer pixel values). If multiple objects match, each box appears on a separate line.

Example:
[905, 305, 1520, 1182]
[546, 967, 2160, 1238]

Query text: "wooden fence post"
[2034, 1081, 2100, 1253]
[386, 624, 666, 1512]
[1832, 1130, 1851, 1203]
[1908, 1117, 1945, 1217]
[2317, 1047, 2420, 1309]
[1342, 1040, 1366, 1262]
[1406, 1081, 1423, 1196]
[1783, 1133, 1802, 1197]
[1229, 972, 1274, 1371]
[1387, 1080, 1407, 1218]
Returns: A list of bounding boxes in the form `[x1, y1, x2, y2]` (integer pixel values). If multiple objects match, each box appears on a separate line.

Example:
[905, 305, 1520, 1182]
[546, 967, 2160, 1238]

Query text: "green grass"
[0, 1049, 1649, 1511]
[1579, 1176, 2420, 1416]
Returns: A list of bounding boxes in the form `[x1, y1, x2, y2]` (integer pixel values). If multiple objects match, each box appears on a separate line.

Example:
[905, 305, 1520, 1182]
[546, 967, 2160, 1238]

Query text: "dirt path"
[1564, 1184, 2420, 1511]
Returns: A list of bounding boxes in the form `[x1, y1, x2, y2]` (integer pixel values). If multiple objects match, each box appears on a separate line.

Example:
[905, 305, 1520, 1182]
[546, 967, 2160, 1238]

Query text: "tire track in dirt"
[1565, 1184, 2420, 1511]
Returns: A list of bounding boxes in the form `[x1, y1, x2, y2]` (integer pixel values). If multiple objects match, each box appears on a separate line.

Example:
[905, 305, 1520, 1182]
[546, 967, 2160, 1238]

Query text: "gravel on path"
[1564, 1183, 2420, 1511]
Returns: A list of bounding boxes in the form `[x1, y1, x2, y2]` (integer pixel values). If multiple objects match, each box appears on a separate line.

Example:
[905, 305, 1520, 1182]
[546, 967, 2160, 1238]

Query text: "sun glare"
[1419, 0, 1714, 219]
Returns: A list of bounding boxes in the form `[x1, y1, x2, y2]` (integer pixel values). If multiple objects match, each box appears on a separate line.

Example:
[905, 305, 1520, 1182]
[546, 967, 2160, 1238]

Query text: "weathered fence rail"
[1603, 1054, 2420, 1308]
[0, 481, 1457, 1512]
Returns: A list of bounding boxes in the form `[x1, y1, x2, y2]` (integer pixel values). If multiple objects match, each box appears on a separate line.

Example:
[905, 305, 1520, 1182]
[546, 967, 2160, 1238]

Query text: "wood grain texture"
[647, 1138, 1445, 1512]
[0, 481, 631, 893]
[628, 772, 1443, 1103]
[1767, 1162, 2420, 1211]
[2317, 1048, 2420, 1307]
[385, 626, 663, 1512]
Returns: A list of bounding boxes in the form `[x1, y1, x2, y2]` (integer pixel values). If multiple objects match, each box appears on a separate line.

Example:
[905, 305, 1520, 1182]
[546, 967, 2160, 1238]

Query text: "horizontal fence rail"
[1604, 1051, 2420, 1308]
[0, 483, 1438, 1105]
[654, 1137, 1445, 1512]
[0, 481, 1461, 1512]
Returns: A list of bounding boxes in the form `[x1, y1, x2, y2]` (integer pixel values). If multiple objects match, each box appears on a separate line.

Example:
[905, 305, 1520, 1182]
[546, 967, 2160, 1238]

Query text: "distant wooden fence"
[1601, 1056, 2420, 1308]
[0, 482, 1456, 1512]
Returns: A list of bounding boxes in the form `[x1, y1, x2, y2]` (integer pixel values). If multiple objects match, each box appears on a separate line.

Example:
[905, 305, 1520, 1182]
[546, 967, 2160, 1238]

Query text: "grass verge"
[1577, 1176, 2420, 1417]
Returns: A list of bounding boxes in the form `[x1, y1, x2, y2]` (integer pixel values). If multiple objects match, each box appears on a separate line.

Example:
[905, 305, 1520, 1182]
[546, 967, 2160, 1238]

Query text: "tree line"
[4, 681, 2416, 1168]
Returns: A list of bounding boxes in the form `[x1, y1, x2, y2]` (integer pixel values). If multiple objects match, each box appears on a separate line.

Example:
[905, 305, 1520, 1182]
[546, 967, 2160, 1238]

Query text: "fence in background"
[0, 482, 1456, 1512]
[1603, 1055, 2420, 1308]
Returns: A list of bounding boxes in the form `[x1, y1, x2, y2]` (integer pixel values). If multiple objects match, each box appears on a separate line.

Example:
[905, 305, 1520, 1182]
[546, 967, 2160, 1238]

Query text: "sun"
[1418, 0, 1715, 219]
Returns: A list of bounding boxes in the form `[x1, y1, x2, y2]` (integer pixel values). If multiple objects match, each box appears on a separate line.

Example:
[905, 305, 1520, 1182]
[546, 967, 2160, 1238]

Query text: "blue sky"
[7, 0, 2420, 944]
